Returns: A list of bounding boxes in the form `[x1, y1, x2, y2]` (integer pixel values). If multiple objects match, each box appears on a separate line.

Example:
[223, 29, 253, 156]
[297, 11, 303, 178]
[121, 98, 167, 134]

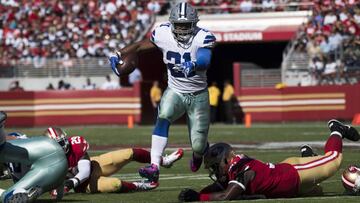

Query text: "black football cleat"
[328, 119, 360, 141]
[300, 144, 318, 157]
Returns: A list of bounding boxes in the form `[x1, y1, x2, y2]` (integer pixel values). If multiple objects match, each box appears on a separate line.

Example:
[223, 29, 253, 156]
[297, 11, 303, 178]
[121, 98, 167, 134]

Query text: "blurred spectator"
[240, 0, 253, 13]
[322, 57, 338, 84]
[46, 83, 55, 90]
[33, 55, 46, 69]
[309, 56, 325, 82]
[101, 75, 120, 90]
[208, 82, 220, 124]
[59, 54, 73, 77]
[150, 80, 162, 119]
[231, 95, 244, 124]
[323, 10, 337, 25]
[9, 80, 24, 91]
[328, 31, 343, 52]
[320, 36, 331, 56]
[222, 80, 235, 124]
[307, 38, 322, 60]
[128, 67, 142, 86]
[58, 80, 72, 90]
[83, 78, 96, 90]
[262, 0, 276, 12]
[147, 0, 161, 14]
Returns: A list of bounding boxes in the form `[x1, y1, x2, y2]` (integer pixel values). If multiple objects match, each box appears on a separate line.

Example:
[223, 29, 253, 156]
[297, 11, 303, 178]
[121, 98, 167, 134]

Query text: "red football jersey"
[66, 136, 89, 170]
[228, 155, 300, 198]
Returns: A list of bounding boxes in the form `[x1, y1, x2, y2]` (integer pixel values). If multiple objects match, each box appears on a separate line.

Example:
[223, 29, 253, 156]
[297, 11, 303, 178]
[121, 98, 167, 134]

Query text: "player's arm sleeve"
[195, 48, 212, 71]
[199, 170, 255, 201]
[71, 153, 91, 187]
[195, 32, 216, 71]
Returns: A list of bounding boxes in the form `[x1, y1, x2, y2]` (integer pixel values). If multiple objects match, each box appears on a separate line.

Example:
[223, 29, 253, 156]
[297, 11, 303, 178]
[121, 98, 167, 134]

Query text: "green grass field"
[2, 122, 360, 202]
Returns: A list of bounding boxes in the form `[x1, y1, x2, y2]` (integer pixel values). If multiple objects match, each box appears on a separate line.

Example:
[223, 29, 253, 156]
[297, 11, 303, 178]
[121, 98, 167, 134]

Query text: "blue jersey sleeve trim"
[196, 48, 212, 70]
[150, 30, 155, 42]
[203, 35, 216, 44]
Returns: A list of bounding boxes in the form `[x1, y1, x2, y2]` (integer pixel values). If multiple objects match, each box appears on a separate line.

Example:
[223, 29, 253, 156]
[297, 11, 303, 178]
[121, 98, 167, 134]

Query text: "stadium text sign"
[213, 32, 263, 42]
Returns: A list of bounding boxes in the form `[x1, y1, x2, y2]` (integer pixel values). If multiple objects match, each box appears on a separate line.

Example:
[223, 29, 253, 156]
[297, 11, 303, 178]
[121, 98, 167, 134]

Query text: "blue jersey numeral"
[166, 51, 195, 78]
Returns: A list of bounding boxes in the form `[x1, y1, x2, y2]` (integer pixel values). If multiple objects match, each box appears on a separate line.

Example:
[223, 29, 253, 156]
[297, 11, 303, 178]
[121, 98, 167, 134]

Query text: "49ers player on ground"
[178, 119, 360, 201]
[44, 127, 183, 195]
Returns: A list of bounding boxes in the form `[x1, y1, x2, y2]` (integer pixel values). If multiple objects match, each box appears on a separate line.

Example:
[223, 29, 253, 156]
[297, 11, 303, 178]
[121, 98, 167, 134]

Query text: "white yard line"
[90, 141, 360, 153]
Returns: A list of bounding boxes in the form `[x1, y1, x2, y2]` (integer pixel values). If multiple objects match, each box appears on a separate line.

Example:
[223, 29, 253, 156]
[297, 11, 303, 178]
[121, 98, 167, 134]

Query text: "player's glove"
[173, 61, 196, 78]
[108, 51, 124, 77]
[178, 188, 200, 202]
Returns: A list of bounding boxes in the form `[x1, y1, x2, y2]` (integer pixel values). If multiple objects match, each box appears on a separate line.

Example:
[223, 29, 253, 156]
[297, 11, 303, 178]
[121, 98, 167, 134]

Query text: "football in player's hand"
[119, 53, 137, 75]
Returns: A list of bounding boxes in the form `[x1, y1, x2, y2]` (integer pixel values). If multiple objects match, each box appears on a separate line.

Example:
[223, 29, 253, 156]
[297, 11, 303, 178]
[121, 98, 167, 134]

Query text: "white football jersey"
[150, 23, 216, 93]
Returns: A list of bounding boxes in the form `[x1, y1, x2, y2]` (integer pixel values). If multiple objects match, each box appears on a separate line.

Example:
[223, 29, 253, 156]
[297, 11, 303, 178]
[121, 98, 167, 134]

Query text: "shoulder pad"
[196, 28, 216, 48]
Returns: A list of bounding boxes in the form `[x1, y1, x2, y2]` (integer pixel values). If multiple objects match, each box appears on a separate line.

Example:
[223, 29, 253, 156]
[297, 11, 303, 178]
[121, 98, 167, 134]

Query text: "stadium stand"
[282, 0, 360, 86]
[0, 0, 314, 90]
[0, 0, 154, 74]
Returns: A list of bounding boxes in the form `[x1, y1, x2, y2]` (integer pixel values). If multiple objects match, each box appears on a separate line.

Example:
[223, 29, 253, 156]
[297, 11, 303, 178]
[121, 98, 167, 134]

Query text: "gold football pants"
[281, 151, 342, 195]
[86, 148, 134, 193]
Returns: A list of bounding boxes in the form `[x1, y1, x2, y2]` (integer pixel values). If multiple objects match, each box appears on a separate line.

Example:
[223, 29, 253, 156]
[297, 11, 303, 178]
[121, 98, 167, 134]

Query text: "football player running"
[0, 111, 68, 203]
[45, 127, 183, 195]
[178, 119, 360, 201]
[109, 2, 216, 183]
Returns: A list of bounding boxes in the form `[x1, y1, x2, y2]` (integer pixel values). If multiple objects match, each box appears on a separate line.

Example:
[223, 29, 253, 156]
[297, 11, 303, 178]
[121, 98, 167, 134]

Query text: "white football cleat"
[161, 148, 184, 168]
[133, 180, 159, 191]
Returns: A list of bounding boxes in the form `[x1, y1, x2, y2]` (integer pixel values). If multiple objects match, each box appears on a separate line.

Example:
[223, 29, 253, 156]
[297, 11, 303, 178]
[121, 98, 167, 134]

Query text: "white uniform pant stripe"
[294, 151, 338, 170]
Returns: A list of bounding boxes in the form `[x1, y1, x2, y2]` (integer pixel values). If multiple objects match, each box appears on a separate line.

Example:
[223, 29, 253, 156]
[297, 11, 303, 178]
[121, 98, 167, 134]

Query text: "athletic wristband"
[199, 193, 210, 201]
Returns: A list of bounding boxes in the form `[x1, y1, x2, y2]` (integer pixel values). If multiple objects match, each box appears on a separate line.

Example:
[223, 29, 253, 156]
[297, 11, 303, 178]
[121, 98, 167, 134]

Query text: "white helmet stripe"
[48, 127, 57, 139]
[180, 2, 186, 18]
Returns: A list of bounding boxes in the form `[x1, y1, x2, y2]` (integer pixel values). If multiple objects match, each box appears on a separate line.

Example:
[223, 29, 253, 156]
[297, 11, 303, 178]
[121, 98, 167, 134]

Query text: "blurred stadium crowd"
[2, 0, 360, 86]
[190, 0, 312, 13]
[0, 0, 311, 66]
[0, 0, 157, 68]
[293, 0, 360, 84]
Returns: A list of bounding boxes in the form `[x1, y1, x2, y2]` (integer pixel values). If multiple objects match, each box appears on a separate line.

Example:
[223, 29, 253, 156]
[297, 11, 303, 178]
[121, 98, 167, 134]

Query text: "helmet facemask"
[171, 21, 197, 44]
[207, 158, 229, 184]
[204, 143, 233, 184]
[56, 136, 70, 154]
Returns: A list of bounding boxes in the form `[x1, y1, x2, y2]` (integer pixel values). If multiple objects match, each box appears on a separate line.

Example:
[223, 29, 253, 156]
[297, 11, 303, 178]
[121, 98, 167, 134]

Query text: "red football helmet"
[342, 165, 360, 194]
[44, 127, 70, 153]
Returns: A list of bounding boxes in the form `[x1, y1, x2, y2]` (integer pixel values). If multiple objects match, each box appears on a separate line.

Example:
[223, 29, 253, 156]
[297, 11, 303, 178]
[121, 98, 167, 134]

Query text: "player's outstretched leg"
[328, 119, 360, 141]
[161, 148, 184, 168]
